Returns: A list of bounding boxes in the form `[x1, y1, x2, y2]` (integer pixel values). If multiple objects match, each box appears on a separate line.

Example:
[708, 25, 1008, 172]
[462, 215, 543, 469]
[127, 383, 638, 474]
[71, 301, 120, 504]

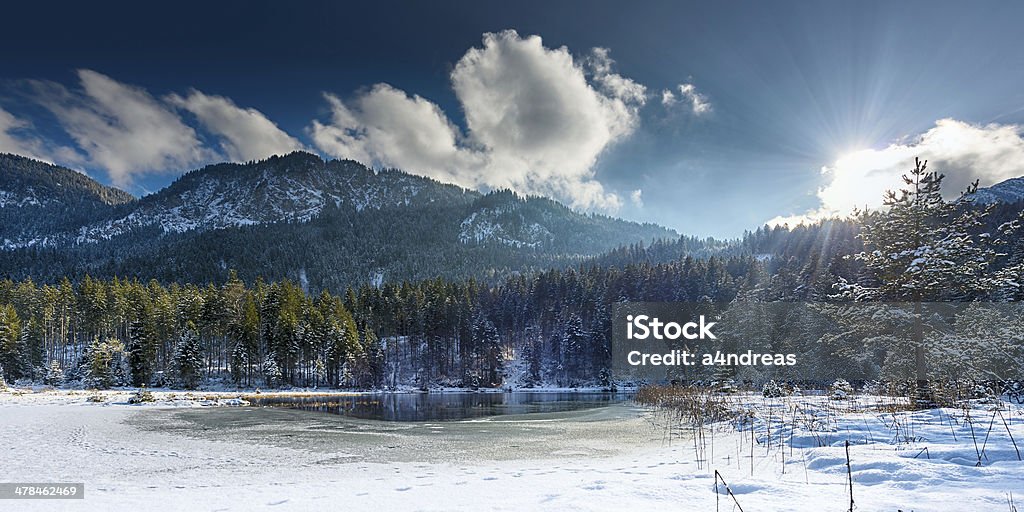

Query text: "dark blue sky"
[3, 0, 1024, 236]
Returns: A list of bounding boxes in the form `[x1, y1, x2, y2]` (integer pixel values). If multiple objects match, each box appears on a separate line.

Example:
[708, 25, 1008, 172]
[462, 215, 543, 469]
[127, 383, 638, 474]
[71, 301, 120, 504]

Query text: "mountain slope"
[971, 176, 1024, 204]
[0, 152, 678, 289]
[0, 153, 134, 249]
[74, 152, 476, 243]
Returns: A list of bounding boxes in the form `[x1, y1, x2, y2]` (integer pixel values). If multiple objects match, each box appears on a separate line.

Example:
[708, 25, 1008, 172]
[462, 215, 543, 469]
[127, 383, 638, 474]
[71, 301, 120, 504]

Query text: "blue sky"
[2, 0, 1024, 237]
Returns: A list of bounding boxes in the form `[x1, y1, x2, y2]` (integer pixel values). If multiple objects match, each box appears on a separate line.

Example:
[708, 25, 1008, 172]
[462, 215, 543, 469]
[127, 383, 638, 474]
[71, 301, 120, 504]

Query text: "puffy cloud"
[310, 30, 645, 210]
[310, 85, 485, 186]
[30, 69, 211, 186]
[767, 119, 1024, 226]
[167, 90, 304, 162]
[662, 82, 711, 116]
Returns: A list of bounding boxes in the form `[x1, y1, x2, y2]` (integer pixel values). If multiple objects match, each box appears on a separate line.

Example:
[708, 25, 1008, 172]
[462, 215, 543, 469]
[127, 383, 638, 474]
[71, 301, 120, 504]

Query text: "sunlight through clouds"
[767, 119, 1024, 227]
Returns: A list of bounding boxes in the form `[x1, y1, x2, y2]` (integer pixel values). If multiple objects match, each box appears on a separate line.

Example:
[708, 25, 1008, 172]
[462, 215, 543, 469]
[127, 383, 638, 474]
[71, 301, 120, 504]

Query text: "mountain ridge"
[72, 152, 479, 244]
[0, 152, 679, 290]
[971, 176, 1024, 204]
[0, 153, 135, 249]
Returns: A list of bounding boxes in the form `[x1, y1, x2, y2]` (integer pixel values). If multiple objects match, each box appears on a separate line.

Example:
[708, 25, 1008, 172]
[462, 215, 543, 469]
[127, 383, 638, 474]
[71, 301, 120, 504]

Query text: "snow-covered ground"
[1, 388, 1022, 511]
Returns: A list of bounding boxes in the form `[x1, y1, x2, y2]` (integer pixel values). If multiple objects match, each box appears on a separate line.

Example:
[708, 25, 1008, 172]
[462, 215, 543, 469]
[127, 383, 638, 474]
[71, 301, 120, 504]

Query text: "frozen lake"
[128, 397, 658, 464]
[247, 391, 633, 421]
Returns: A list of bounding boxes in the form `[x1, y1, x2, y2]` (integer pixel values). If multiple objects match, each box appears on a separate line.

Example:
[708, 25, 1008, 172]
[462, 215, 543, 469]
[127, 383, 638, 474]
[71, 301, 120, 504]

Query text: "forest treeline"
[0, 252, 762, 389]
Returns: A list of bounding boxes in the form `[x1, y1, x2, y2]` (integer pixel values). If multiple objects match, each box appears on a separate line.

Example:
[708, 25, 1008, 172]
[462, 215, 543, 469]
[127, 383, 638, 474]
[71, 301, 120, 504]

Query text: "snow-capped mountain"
[970, 176, 1024, 204]
[0, 152, 677, 288]
[73, 152, 474, 244]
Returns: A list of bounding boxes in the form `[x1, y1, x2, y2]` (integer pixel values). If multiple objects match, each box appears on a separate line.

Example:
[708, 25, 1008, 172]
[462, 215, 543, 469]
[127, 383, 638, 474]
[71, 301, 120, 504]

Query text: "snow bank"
[1, 388, 1021, 511]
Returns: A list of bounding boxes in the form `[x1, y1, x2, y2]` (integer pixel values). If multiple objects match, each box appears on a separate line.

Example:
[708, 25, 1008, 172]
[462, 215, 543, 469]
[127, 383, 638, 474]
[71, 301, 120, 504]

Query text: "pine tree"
[842, 159, 1010, 299]
[230, 341, 249, 386]
[0, 304, 24, 382]
[562, 313, 587, 385]
[468, 313, 501, 387]
[359, 327, 383, 389]
[836, 158, 1011, 405]
[22, 317, 45, 376]
[127, 305, 157, 387]
[262, 354, 282, 388]
[522, 326, 542, 387]
[44, 360, 64, 387]
[85, 337, 126, 389]
[173, 323, 203, 389]
[229, 294, 260, 386]
[323, 295, 359, 387]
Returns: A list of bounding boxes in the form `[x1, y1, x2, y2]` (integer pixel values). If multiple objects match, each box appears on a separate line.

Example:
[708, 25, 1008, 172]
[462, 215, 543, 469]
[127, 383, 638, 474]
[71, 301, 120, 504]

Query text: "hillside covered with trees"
[1, 159, 1023, 391]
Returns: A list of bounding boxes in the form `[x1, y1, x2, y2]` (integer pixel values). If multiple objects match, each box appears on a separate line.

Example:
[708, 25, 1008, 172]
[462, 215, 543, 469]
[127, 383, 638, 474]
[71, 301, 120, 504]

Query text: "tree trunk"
[914, 301, 934, 408]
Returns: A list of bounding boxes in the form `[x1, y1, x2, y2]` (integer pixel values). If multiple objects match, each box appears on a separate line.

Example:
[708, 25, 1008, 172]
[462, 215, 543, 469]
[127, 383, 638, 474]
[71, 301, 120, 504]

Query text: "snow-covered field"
[1, 388, 1022, 511]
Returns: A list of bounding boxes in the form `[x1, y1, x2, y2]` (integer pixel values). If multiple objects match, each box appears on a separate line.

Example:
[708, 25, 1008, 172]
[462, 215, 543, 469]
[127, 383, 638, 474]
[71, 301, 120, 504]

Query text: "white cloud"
[660, 90, 677, 107]
[0, 106, 83, 165]
[31, 69, 211, 186]
[662, 83, 711, 116]
[310, 84, 485, 186]
[167, 90, 304, 162]
[585, 48, 647, 105]
[630, 189, 644, 207]
[767, 118, 1024, 227]
[24, 71, 304, 183]
[310, 30, 646, 210]
[0, 107, 49, 161]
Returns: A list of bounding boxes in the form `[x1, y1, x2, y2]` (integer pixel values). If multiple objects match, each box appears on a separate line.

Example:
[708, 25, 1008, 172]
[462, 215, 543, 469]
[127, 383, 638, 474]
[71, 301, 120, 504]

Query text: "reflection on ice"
[248, 391, 632, 421]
